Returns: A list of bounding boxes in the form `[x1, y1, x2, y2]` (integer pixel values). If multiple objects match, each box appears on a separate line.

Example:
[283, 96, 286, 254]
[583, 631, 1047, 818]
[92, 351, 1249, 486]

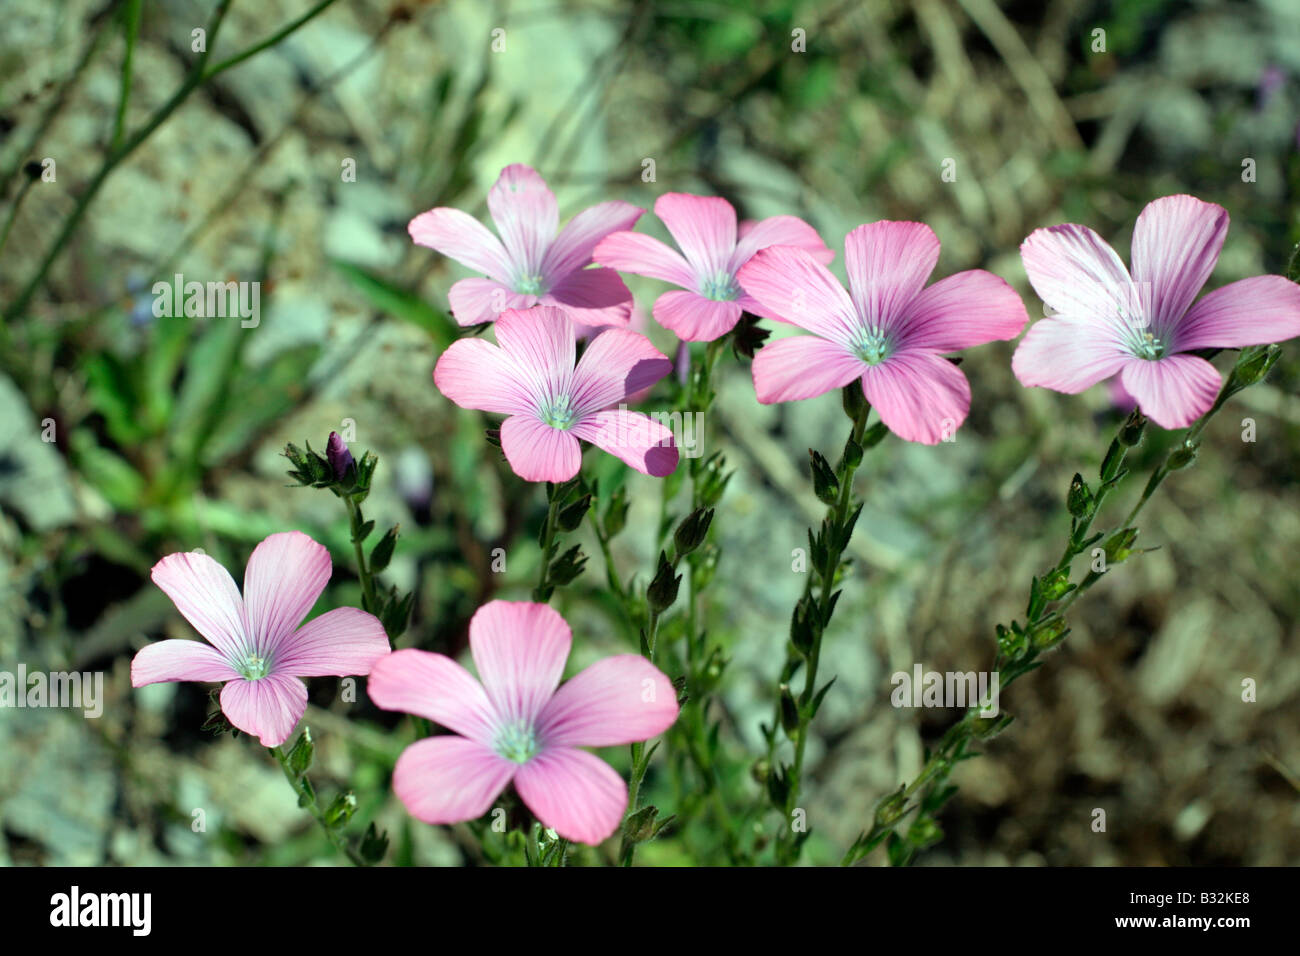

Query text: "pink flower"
[1013, 195, 1300, 428]
[738, 221, 1028, 444]
[434, 304, 679, 481]
[409, 164, 642, 334]
[132, 532, 390, 747]
[593, 192, 833, 342]
[368, 600, 678, 845]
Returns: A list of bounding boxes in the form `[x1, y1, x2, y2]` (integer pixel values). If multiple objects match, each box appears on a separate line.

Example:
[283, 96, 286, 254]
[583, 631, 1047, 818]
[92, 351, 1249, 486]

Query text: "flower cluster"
[130, 167, 1300, 862]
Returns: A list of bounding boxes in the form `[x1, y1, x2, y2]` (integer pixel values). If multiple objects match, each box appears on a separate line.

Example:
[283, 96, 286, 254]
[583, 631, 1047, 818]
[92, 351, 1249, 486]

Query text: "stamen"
[540, 394, 577, 429]
[494, 721, 539, 763]
[699, 271, 739, 302]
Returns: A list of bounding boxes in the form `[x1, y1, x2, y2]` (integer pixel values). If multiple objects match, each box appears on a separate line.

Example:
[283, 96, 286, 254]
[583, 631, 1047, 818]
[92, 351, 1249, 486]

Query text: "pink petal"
[131, 640, 238, 687]
[592, 231, 696, 287]
[408, 207, 513, 280]
[751, 335, 866, 404]
[844, 221, 940, 331]
[736, 245, 859, 343]
[469, 601, 573, 726]
[243, 531, 331, 652]
[499, 414, 583, 482]
[150, 551, 248, 662]
[1119, 354, 1221, 429]
[729, 215, 834, 272]
[487, 164, 557, 274]
[493, 306, 575, 400]
[652, 289, 743, 341]
[219, 674, 308, 747]
[392, 736, 517, 826]
[273, 607, 390, 678]
[542, 267, 635, 332]
[1174, 275, 1300, 351]
[1020, 222, 1136, 320]
[543, 201, 644, 278]
[654, 193, 736, 275]
[570, 409, 679, 477]
[1011, 316, 1132, 393]
[434, 337, 536, 415]
[536, 654, 679, 747]
[513, 747, 627, 845]
[569, 328, 672, 414]
[861, 350, 972, 445]
[1131, 195, 1227, 332]
[368, 648, 498, 743]
[894, 269, 1029, 352]
[447, 277, 531, 327]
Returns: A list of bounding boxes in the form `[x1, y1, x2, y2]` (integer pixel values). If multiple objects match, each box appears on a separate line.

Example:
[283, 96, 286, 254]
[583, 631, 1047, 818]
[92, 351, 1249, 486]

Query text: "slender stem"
[533, 483, 562, 602]
[776, 397, 872, 865]
[345, 497, 377, 612]
[269, 745, 365, 866]
[112, 0, 142, 150]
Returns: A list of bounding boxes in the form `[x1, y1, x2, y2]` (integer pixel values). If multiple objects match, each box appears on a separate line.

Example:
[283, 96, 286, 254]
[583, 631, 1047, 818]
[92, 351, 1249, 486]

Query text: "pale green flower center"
[515, 274, 546, 296]
[495, 721, 540, 764]
[237, 653, 271, 681]
[700, 271, 739, 302]
[850, 326, 891, 366]
[1132, 330, 1165, 360]
[540, 394, 577, 429]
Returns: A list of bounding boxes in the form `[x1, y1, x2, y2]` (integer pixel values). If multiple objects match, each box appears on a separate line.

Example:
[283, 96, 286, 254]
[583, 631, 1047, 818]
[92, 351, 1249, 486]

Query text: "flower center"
[540, 393, 577, 429]
[849, 326, 891, 365]
[494, 721, 539, 764]
[237, 653, 271, 681]
[515, 274, 546, 296]
[699, 271, 739, 302]
[1132, 330, 1164, 361]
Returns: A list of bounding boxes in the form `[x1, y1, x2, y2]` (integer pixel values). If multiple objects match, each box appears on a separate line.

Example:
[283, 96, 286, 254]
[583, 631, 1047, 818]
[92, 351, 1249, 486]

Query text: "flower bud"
[1119, 409, 1146, 447]
[1066, 473, 1092, 517]
[1229, 344, 1281, 390]
[326, 432, 354, 479]
[874, 787, 908, 828]
[647, 551, 681, 612]
[779, 685, 800, 736]
[809, 449, 839, 505]
[1167, 439, 1199, 471]
[673, 507, 714, 556]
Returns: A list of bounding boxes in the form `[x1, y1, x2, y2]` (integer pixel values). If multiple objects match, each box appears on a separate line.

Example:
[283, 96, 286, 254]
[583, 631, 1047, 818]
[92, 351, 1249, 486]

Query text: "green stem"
[775, 395, 872, 865]
[345, 497, 377, 612]
[112, 0, 142, 151]
[269, 745, 365, 866]
[533, 483, 562, 603]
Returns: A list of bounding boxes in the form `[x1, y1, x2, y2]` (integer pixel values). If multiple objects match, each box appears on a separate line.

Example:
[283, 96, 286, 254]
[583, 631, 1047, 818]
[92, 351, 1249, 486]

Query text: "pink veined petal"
[499, 414, 583, 482]
[536, 655, 679, 748]
[493, 306, 576, 406]
[273, 607, 390, 679]
[861, 350, 972, 445]
[219, 673, 308, 747]
[434, 337, 536, 416]
[569, 328, 672, 414]
[736, 245, 860, 343]
[652, 290, 743, 342]
[751, 335, 866, 404]
[1119, 354, 1221, 429]
[729, 215, 834, 272]
[543, 201, 644, 278]
[368, 648, 499, 743]
[243, 531, 331, 654]
[844, 221, 940, 333]
[408, 207, 513, 280]
[392, 736, 518, 826]
[542, 267, 635, 332]
[447, 278, 532, 327]
[1020, 222, 1137, 321]
[654, 193, 737, 276]
[592, 231, 696, 287]
[150, 551, 249, 663]
[1173, 275, 1300, 351]
[569, 409, 679, 477]
[1130, 195, 1227, 334]
[131, 640, 239, 687]
[487, 164, 558, 275]
[894, 269, 1029, 352]
[469, 600, 572, 727]
[513, 747, 628, 845]
[1011, 316, 1132, 393]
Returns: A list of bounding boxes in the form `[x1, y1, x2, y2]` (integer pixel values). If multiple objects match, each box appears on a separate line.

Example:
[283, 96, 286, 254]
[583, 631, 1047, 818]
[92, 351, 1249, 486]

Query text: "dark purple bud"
[326, 432, 354, 478]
